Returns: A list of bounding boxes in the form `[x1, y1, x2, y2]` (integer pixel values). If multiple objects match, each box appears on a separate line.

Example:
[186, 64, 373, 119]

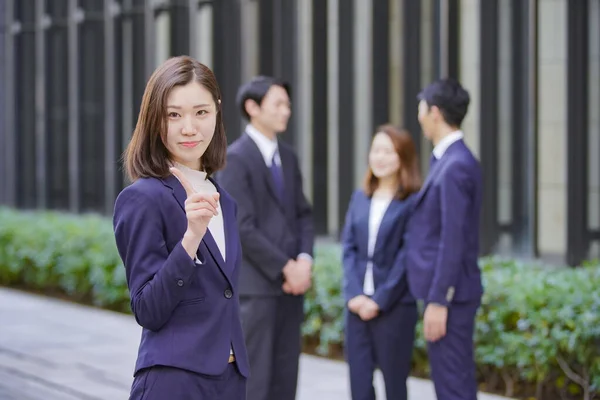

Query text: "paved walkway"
[0, 288, 511, 400]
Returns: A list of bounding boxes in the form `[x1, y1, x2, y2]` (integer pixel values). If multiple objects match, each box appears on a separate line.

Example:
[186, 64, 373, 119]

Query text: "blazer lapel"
[160, 174, 231, 282]
[414, 154, 445, 206]
[211, 178, 237, 276]
[278, 147, 294, 214]
[242, 134, 286, 212]
[354, 192, 371, 248]
[372, 199, 399, 253]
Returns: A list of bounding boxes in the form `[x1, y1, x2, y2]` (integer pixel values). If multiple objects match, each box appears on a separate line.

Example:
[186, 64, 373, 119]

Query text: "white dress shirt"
[363, 195, 392, 295]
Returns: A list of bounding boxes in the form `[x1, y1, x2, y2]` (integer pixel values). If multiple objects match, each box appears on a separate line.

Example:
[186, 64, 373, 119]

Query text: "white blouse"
[364, 195, 392, 295]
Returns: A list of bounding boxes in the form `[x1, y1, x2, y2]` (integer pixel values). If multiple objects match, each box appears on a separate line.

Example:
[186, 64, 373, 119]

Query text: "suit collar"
[245, 125, 279, 166]
[160, 174, 236, 282]
[432, 131, 464, 159]
[414, 140, 467, 207]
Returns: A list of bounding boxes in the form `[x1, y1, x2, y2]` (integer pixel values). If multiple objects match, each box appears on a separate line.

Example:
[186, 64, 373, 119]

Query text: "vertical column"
[402, 0, 421, 153]
[353, 0, 372, 186]
[566, 0, 589, 265]
[274, 0, 297, 145]
[47, 0, 70, 209]
[67, 0, 80, 211]
[434, 0, 460, 79]
[447, 0, 460, 79]
[326, 0, 339, 234]
[0, 0, 5, 204]
[131, 0, 156, 120]
[2, 0, 16, 206]
[296, 0, 313, 200]
[479, 0, 499, 255]
[34, 0, 48, 208]
[258, 0, 274, 75]
[591, 0, 600, 244]
[17, 0, 37, 208]
[169, 0, 191, 57]
[372, 0, 389, 127]
[311, 0, 328, 234]
[511, 0, 538, 258]
[144, 0, 155, 79]
[239, 0, 259, 81]
[337, 0, 354, 234]
[258, 0, 297, 145]
[80, 1, 105, 212]
[213, 0, 242, 140]
[196, 2, 214, 68]
[104, 0, 117, 214]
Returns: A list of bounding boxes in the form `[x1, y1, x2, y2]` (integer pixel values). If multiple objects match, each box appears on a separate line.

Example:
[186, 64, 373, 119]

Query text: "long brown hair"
[363, 124, 422, 200]
[124, 56, 227, 182]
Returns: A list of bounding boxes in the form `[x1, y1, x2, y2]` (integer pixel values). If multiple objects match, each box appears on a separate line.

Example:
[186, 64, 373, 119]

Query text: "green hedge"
[0, 207, 598, 400]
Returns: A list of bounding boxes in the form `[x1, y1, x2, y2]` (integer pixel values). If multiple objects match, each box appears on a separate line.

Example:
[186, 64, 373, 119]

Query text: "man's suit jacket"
[216, 133, 314, 296]
[405, 139, 483, 306]
[341, 190, 415, 312]
[113, 174, 250, 378]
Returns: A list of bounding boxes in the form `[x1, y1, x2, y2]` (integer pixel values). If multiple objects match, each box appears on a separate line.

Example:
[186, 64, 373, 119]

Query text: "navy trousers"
[129, 363, 246, 400]
[427, 301, 480, 400]
[344, 302, 418, 400]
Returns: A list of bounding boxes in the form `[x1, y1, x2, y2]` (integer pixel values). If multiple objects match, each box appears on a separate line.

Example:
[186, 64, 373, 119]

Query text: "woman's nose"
[181, 117, 196, 135]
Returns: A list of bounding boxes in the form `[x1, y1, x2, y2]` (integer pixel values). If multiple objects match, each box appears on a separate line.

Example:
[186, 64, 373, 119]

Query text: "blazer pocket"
[178, 297, 206, 306]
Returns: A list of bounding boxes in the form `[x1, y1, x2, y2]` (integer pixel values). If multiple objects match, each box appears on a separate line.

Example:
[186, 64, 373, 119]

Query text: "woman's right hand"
[170, 167, 220, 258]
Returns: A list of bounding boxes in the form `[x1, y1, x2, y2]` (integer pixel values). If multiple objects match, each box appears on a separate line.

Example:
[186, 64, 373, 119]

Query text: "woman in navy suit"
[342, 124, 422, 400]
[113, 56, 249, 399]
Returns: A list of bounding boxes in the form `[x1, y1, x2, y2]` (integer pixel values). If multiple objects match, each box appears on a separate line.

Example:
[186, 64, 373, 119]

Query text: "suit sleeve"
[341, 192, 363, 304]
[218, 153, 290, 282]
[371, 198, 415, 312]
[113, 186, 202, 332]
[428, 163, 471, 306]
[292, 153, 315, 257]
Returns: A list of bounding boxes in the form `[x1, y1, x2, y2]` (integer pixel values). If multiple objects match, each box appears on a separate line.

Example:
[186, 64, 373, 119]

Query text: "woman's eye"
[197, 110, 208, 116]
[168, 112, 180, 118]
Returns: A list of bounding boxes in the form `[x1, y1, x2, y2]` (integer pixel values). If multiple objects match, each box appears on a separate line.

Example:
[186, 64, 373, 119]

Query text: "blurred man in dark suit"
[216, 76, 314, 400]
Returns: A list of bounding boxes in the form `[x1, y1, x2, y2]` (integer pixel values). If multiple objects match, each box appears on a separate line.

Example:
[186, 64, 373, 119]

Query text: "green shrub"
[0, 207, 598, 399]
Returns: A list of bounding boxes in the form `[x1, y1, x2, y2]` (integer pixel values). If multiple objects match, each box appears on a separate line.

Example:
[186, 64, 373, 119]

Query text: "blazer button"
[177, 279, 184, 287]
[224, 288, 233, 299]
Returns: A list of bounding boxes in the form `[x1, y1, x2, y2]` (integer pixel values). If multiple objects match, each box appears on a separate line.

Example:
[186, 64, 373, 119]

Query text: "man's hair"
[236, 76, 291, 120]
[123, 55, 227, 182]
[417, 78, 470, 128]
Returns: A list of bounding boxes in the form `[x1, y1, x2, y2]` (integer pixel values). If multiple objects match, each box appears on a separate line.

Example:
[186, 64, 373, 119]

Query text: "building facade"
[1, 0, 599, 265]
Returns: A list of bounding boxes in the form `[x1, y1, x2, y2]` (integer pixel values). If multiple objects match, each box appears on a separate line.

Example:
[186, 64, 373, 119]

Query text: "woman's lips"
[180, 141, 200, 148]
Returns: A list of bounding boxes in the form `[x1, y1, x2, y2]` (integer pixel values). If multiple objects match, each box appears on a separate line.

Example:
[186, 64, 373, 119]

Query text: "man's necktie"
[270, 151, 284, 203]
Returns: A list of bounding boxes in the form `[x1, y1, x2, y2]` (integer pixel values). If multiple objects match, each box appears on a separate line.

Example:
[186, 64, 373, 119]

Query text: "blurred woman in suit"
[113, 55, 249, 399]
[341, 124, 422, 400]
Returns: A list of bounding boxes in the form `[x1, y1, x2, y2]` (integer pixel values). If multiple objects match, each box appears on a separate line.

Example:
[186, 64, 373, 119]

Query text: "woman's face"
[368, 132, 400, 179]
[165, 81, 217, 170]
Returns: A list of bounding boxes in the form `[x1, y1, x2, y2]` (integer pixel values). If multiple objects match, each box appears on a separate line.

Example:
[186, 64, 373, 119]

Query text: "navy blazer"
[405, 139, 484, 306]
[113, 174, 250, 378]
[341, 190, 415, 312]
